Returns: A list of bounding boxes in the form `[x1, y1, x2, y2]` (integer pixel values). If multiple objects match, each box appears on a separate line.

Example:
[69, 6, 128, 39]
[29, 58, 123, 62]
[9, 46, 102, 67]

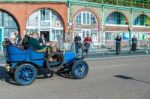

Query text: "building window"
[134, 14, 150, 26]
[51, 29, 63, 41]
[40, 9, 50, 21]
[74, 11, 98, 44]
[91, 15, 97, 25]
[106, 12, 127, 25]
[75, 13, 81, 25]
[26, 9, 63, 42]
[27, 12, 38, 27]
[74, 11, 97, 25]
[51, 12, 62, 27]
[0, 11, 18, 38]
[87, 13, 90, 24]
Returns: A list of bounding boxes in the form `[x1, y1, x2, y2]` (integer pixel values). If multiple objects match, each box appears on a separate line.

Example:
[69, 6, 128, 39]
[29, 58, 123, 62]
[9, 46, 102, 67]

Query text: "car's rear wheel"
[14, 63, 37, 86]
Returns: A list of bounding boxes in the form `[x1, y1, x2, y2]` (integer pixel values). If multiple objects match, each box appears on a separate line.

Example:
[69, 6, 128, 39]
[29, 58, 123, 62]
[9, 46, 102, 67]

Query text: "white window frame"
[81, 29, 91, 41]
[50, 29, 63, 41]
[0, 27, 4, 50]
[26, 9, 64, 42]
[74, 11, 98, 25]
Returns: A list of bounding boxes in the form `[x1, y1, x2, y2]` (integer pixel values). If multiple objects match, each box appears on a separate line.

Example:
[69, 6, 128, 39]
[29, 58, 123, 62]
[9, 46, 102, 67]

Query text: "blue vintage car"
[5, 45, 89, 86]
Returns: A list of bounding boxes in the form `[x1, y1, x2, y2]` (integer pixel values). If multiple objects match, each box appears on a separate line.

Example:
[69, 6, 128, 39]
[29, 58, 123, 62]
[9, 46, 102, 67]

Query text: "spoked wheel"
[71, 60, 89, 79]
[14, 64, 37, 86]
[46, 52, 64, 72]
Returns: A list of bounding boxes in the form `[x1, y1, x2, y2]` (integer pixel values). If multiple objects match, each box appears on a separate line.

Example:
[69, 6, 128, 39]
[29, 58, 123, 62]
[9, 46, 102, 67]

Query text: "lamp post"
[67, 0, 71, 43]
[129, 7, 133, 49]
[101, 1, 105, 48]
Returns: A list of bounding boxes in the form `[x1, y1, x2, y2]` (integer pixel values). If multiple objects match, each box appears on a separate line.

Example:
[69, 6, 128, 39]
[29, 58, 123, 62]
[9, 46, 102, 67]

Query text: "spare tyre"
[46, 52, 64, 71]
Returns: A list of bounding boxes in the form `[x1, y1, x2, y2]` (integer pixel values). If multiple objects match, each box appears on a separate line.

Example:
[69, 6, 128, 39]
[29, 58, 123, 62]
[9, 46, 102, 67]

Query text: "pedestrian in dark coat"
[115, 35, 122, 55]
[74, 33, 82, 55]
[131, 35, 137, 52]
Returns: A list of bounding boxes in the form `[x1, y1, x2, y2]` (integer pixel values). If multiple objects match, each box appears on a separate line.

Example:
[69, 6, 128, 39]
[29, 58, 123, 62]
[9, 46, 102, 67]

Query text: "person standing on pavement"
[131, 35, 137, 53]
[115, 34, 122, 55]
[84, 34, 92, 56]
[74, 33, 82, 55]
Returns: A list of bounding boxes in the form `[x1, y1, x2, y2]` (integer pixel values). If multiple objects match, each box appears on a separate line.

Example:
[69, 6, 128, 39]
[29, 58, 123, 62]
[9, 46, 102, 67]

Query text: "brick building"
[0, 0, 150, 50]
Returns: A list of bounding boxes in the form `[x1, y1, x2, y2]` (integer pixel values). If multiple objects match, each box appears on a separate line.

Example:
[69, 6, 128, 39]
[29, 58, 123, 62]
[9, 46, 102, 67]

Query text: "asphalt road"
[0, 55, 150, 99]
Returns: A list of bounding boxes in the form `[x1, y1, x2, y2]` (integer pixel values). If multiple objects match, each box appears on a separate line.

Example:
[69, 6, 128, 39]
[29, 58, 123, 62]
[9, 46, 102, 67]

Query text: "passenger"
[27, 32, 46, 52]
[50, 41, 58, 52]
[21, 32, 31, 49]
[9, 32, 16, 44]
[14, 31, 22, 46]
[27, 32, 55, 54]
[39, 33, 46, 46]
[2, 38, 13, 47]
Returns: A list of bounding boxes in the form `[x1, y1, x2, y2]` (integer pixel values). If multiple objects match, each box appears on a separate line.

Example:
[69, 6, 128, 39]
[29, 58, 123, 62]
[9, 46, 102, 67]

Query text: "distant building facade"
[0, 0, 150, 50]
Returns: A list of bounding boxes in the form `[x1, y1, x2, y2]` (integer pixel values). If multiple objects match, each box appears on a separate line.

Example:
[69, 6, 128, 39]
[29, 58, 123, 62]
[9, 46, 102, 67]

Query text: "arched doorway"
[134, 14, 150, 26]
[73, 11, 99, 45]
[26, 8, 64, 42]
[106, 12, 128, 25]
[105, 12, 129, 49]
[133, 14, 150, 48]
[0, 10, 19, 50]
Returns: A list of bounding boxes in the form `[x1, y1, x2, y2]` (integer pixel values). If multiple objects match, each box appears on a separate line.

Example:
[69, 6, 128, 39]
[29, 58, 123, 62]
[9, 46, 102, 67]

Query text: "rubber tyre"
[46, 52, 64, 71]
[14, 64, 37, 86]
[71, 60, 89, 79]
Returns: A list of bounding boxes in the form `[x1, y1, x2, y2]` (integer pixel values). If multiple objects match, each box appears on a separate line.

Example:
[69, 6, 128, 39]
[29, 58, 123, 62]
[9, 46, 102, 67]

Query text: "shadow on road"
[0, 66, 18, 85]
[56, 70, 74, 79]
[0, 66, 8, 80]
[114, 75, 150, 85]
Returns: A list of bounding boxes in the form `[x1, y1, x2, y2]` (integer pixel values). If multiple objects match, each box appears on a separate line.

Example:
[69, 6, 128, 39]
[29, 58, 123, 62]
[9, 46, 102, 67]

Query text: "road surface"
[0, 55, 150, 99]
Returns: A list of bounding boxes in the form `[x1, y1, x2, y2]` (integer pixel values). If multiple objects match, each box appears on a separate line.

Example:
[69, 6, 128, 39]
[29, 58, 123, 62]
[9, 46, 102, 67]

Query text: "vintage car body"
[5, 45, 89, 86]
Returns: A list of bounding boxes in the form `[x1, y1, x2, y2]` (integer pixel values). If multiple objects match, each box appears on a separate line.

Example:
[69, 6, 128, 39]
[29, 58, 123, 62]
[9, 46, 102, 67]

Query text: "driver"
[27, 32, 48, 52]
[28, 32, 52, 53]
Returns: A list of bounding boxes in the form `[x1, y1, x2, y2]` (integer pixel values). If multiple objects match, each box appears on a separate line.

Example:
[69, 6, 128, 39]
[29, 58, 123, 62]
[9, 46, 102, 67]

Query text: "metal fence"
[0, 40, 149, 58]
[63, 40, 150, 54]
[103, 40, 150, 50]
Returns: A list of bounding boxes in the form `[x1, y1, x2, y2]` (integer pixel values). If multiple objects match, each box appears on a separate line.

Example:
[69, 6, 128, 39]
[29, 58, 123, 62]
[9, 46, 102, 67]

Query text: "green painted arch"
[105, 11, 129, 25]
[134, 14, 150, 26]
[72, 7, 100, 30]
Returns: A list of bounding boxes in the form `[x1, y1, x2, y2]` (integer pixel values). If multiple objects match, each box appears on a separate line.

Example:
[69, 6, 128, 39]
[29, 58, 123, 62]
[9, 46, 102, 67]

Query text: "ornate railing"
[83, 0, 150, 9]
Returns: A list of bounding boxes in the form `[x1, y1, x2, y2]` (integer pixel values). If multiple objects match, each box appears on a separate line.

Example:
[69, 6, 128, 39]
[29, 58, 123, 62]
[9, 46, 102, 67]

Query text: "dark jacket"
[39, 37, 46, 45]
[22, 35, 30, 48]
[132, 37, 137, 44]
[74, 36, 81, 43]
[115, 37, 122, 49]
[27, 37, 45, 50]
[115, 37, 122, 44]
[131, 37, 137, 51]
